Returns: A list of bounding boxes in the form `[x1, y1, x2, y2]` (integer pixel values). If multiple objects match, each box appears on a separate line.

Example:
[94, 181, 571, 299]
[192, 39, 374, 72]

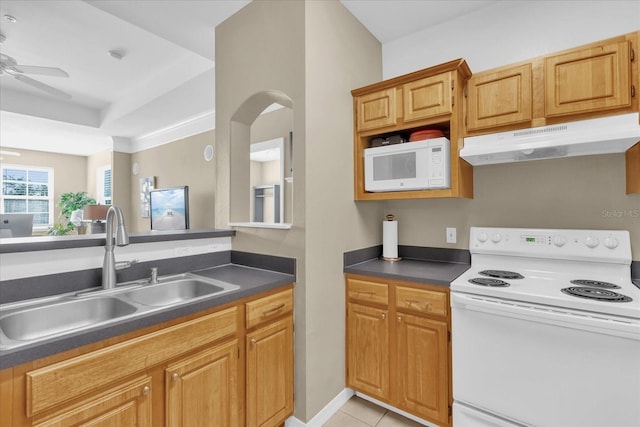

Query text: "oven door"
[451, 292, 640, 427]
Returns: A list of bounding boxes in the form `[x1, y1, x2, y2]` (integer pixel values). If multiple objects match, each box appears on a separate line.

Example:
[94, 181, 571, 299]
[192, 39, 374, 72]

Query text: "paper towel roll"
[383, 220, 398, 259]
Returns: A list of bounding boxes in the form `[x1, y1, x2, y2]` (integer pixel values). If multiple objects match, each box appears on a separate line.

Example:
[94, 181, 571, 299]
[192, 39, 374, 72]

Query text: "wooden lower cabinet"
[245, 305, 294, 427]
[346, 303, 389, 400]
[346, 275, 451, 427]
[166, 340, 238, 427]
[396, 313, 449, 425]
[0, 285, 295, 427]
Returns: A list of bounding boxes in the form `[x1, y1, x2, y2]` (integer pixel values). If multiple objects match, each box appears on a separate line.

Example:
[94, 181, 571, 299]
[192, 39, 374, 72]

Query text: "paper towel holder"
[381, 214, 402, 262]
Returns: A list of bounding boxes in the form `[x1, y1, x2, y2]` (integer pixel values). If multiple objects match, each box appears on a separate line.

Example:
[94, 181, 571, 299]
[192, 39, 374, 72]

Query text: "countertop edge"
[0, 229, 236, 253]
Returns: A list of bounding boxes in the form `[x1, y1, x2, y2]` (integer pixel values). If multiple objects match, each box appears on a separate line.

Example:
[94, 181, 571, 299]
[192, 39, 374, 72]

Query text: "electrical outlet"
[446, 227, 457, 244]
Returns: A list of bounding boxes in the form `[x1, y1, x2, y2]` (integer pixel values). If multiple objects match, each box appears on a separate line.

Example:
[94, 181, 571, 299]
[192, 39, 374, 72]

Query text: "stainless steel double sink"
[0, 273, 239, 351]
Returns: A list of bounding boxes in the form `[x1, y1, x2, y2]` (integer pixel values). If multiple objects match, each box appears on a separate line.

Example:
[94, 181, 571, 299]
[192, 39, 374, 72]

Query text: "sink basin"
[0, 297, 137, 341]
[120, 278, 238, 307]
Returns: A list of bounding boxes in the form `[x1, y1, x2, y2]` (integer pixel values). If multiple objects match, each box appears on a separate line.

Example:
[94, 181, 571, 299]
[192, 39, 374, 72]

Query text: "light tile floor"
[323, 396, 424, 427]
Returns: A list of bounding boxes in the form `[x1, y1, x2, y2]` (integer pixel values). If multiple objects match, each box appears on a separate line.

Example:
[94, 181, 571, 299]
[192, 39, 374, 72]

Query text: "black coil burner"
[570, 279, 620, 289]
[480, 270, 524, 280]
[469, 278, 510, 287]
[561, 287, 632, 302]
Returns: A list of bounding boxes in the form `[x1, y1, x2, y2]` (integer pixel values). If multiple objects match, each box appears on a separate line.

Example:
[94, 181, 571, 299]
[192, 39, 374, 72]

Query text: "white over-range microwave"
[364, 138, 450, 192]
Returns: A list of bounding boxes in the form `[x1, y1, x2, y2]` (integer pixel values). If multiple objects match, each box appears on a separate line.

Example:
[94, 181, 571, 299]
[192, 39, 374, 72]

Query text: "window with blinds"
[97, 165, 112, 205]
[1, 165, 54, 227]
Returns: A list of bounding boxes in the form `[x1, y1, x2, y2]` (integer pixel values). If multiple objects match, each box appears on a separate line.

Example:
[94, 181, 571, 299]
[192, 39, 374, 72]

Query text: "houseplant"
[48, 192, 97, 235]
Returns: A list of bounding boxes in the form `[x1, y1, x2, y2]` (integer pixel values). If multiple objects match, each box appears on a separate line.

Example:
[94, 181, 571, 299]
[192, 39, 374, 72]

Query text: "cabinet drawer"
[246, 289, 293, 329]
[347, 279, 388, 305]
[395, 286, 447, 317]
[27, 307, 238, 416]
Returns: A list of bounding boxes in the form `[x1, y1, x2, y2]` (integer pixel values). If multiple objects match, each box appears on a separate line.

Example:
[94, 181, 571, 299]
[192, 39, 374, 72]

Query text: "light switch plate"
[446, 227, 457, 244]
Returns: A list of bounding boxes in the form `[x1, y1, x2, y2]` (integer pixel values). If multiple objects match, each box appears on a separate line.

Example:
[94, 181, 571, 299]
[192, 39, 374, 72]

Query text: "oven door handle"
[451, 292, 640, 341]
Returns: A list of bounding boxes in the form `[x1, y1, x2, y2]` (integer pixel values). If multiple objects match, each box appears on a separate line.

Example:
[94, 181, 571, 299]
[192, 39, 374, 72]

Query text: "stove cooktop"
[451, 227, 640, 319]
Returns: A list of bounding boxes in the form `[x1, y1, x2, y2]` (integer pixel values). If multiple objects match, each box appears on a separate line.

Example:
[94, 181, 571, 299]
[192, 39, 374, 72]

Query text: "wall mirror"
[229, 90, 293, 228]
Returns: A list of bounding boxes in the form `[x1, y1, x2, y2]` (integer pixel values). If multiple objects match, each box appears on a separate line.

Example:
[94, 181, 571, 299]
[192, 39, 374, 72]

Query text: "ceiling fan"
[0, 53, 72, 100]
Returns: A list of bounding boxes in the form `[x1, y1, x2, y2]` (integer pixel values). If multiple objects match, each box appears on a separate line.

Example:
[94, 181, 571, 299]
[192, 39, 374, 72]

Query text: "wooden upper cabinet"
[403, 72, 453, 123]
[545, 40, 632, 117]
[356, 88, 397, 132]
[466, 63, 533, 131]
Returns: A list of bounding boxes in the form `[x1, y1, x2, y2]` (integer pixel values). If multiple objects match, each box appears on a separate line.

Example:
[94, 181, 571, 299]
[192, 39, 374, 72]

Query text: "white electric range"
[451, 227, 640, 427]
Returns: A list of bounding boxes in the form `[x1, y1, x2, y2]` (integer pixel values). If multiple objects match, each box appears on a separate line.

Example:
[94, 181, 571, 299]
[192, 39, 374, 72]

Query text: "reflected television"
[150, 186, 189, 231]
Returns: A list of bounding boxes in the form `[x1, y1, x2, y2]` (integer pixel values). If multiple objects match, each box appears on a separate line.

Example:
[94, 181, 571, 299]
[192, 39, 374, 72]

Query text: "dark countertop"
[344, 245, 471, 287]
[0, 263, 294, 369]
[345, 258, 470, 287]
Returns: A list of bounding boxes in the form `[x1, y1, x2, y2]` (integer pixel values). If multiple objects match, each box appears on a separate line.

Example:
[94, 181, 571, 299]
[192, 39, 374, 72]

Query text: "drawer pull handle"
[142, 386, 151, 395]
[172, 373, 180, 381]
[262, 303, 286, 316]
[356, 290, 376, 296]
[405, 299, 431, 310]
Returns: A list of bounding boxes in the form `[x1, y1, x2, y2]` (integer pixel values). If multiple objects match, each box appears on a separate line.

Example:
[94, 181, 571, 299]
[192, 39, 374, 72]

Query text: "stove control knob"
[552, 235, 567, 247]
[604, 236, 619, 249]
[491, 233, 502, 243]
[585, 236, 599, 249]
[477, 232, 488, 243]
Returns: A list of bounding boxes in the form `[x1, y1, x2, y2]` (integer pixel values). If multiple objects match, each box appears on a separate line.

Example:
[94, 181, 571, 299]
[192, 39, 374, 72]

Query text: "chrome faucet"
[102, 206, 134, 290]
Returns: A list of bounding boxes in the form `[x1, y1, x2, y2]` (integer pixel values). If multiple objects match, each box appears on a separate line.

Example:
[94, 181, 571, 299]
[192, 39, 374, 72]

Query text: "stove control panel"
[470, 227, 631, 263]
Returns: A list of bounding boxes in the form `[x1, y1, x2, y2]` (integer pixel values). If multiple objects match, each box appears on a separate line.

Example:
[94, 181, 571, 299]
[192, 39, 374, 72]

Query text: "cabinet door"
[545, 40, 631, 117]
[346, 303, 389, 400]
[356, 88, 397, 132]
[396, 313, 449, 425]
[166, 340, 238, 427]
[34, 377, 152, 427]
[246, 316, 293, 427]
[466, 63, 533, 131]
[403, 72, 452, 123]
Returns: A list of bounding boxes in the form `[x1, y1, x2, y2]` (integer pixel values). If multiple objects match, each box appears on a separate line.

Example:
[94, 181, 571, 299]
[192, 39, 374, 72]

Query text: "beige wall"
[303, 0, 384, 417]
[127, 131, 216, 232]
[385, 153, 640, 259]
[216, 0, 382, 421]
[216, 0, 310, 418]
[2, 148, 87, 230]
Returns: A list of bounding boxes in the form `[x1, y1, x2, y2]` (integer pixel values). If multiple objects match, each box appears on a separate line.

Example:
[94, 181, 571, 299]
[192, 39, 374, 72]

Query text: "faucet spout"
[102, 206, 130, 290]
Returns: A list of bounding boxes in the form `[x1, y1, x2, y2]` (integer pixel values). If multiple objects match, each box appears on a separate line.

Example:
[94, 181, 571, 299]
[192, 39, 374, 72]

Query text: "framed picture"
[150, 186, 189, 231]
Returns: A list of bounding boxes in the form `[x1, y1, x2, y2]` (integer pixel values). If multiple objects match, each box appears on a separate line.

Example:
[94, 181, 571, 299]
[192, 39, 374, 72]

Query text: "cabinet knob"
[251, 338, 257, 345]
[381, 313, 386, 320]
[397, 316, 402, 322]
[172, 373, 180, 381]
[142, 385, 150, 395]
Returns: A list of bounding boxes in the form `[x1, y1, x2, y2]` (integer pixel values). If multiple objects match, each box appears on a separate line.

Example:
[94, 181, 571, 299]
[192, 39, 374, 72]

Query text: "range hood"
[460, 113, 640, 165]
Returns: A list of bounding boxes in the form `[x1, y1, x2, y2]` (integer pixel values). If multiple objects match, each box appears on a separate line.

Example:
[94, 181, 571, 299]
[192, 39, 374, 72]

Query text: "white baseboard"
[285, 388, 355, 427]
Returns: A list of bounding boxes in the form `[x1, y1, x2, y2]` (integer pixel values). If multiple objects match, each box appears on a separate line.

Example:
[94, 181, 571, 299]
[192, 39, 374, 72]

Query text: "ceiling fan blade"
[14, 74, 72, 100]
[13, 64, 69, 78]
